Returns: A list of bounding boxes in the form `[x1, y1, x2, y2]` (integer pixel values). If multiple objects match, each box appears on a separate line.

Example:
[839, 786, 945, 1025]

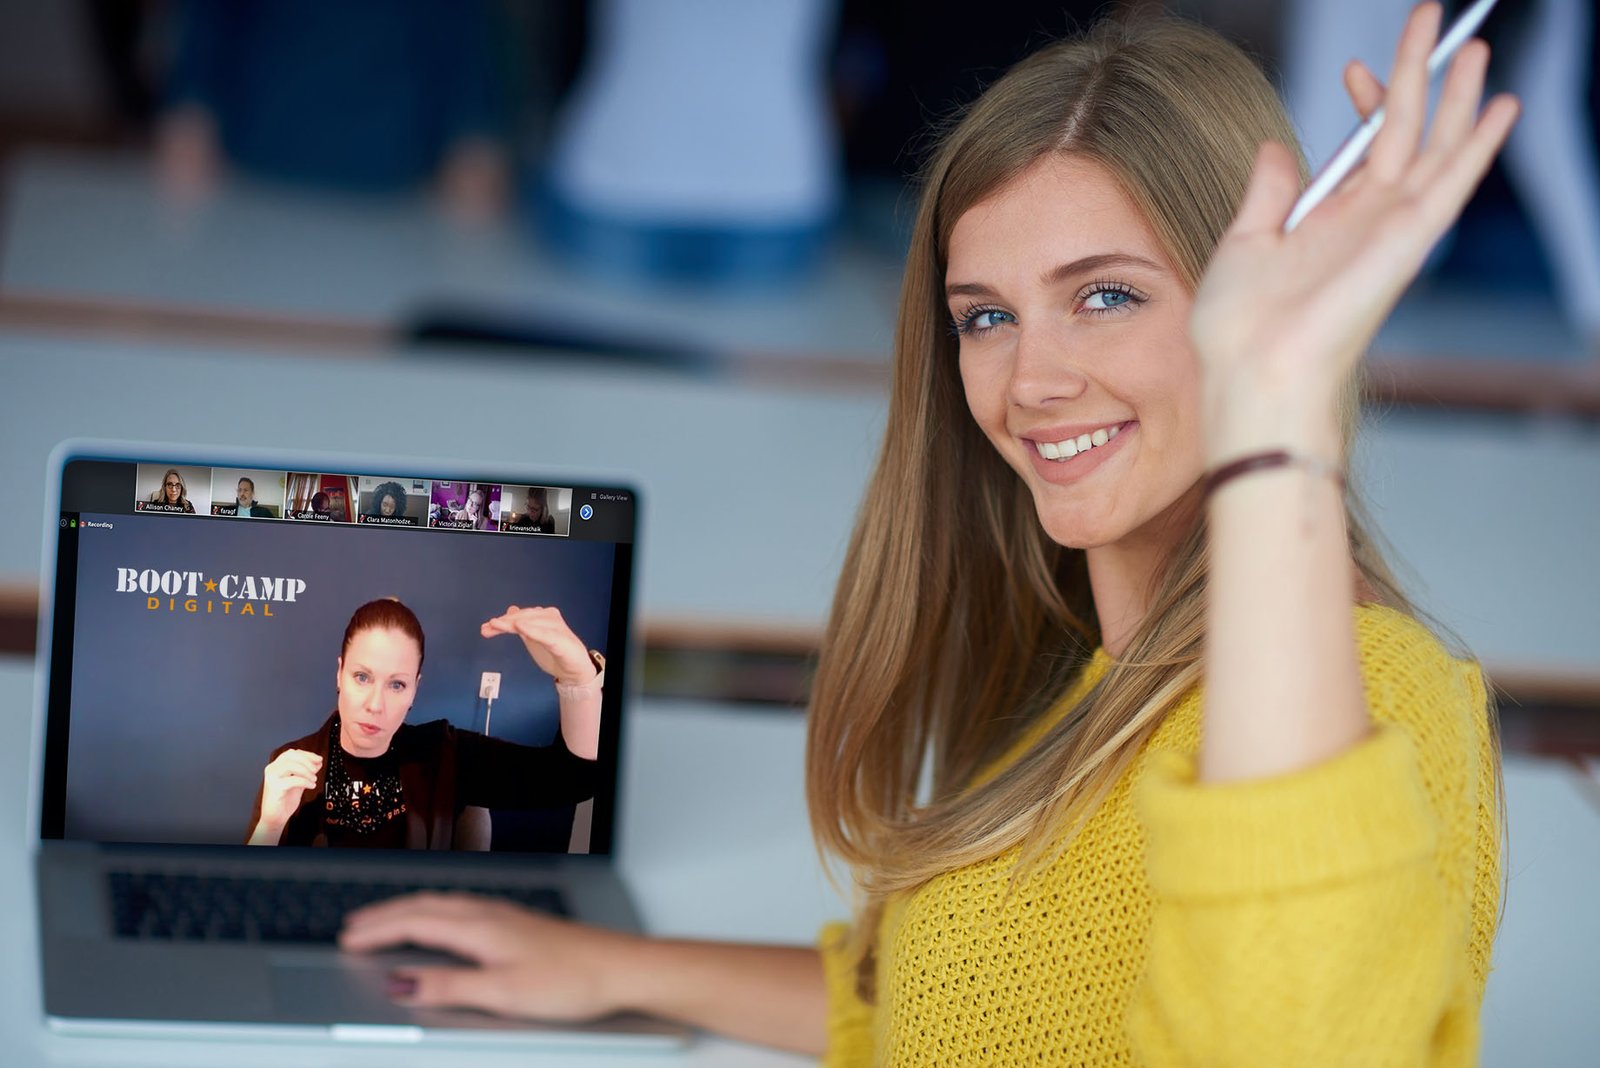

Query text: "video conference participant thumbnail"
[357, 477, 428, 527]
[286, 473, 357, 522]
[429, 482, 500, 531]
[134, 464, 209, 514]
[210, 468, 284, 518]
[503, 486, 571, 536]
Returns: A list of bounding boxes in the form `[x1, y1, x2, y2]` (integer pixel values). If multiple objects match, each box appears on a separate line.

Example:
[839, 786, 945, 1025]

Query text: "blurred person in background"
[1287, 0, 1600, 352]
[155, 0, 510, 223]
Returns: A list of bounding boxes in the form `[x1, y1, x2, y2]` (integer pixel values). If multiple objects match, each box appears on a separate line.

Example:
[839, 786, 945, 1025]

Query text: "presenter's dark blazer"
[246, 713, 597, 848]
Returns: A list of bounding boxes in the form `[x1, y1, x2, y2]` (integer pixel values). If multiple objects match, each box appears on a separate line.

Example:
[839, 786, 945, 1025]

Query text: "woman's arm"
[245, 748, 322, 845]
[1191, 5, 1518, 783]
[1123, 10, 1514, 1062]
[480, 604, 602, 759]
[340, 893, 828, 1054]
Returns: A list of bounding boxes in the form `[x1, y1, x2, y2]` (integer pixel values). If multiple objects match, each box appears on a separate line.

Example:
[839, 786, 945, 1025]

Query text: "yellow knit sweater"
[818, 604, 1502, 1066]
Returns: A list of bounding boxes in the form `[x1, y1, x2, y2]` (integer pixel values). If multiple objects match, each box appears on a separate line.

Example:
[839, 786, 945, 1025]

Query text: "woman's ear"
[334, 656, 343, 694]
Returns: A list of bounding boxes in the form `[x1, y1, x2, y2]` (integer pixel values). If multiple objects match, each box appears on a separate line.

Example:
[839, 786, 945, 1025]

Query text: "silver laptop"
[29, 440, 686, 1048]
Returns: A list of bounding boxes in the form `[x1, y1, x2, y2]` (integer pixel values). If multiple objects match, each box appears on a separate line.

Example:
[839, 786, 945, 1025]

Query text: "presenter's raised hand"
[1189, 2, 1519, 460]
[481, 605, 596, 686]
[249, 749, 321, 845]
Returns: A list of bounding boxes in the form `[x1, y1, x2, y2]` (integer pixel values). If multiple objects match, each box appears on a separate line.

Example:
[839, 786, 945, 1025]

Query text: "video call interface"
[47, 460, 635, 856]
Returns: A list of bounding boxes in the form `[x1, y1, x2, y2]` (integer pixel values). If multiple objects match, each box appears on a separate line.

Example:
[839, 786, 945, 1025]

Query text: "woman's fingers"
[389, 964, 521, 1016]
[1226, 140, 1300, 238]
[1423, 37, 1491, 159]
[1343, 59, 1385, 121]
[1420, 92, 1520, 229]
[340, 893, 512, 961]
[1368, 2, 1442, 182]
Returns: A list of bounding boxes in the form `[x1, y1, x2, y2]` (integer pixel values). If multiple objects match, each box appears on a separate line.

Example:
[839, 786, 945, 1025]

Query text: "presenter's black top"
[246, 712, 597, 849]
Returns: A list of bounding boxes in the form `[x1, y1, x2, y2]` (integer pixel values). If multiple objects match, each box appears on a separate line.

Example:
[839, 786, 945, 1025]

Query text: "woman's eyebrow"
[945, 251, 1166, 300]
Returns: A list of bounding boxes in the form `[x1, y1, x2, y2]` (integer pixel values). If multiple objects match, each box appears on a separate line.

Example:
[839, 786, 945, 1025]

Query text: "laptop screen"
[40, 455, 636, 857]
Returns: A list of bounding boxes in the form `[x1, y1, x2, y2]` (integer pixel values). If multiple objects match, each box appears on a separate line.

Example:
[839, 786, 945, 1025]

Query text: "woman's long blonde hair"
[805, 15, 1502, 999]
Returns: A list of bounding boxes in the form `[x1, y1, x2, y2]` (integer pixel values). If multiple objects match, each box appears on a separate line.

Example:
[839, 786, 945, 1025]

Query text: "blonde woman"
[338, 7, 1515, 1062]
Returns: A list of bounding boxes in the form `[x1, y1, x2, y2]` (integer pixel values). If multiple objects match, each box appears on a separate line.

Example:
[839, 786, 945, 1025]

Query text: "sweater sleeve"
[1125, 614, 1497, 1067]
[818, 921, 876, 1067]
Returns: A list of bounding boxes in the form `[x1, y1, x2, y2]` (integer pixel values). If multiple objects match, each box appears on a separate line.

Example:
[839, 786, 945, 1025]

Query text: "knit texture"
[819, 604, 1502, 1066]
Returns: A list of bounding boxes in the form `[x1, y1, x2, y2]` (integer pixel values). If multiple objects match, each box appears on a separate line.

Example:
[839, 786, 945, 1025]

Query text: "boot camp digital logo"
[116, 567, 307, 618]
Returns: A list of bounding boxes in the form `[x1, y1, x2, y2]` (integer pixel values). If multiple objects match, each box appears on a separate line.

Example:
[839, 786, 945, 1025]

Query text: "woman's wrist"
[555, 650, 606, 693]
[1203, 390, 1341, 467]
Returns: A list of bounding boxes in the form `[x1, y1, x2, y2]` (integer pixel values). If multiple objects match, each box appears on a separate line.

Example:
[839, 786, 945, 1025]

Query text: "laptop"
[29, 440, 688, 1048]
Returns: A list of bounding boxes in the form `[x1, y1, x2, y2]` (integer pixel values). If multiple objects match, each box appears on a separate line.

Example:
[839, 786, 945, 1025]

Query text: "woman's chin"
[1032, 503, 1123, 551]
[340, 729, 385, 756]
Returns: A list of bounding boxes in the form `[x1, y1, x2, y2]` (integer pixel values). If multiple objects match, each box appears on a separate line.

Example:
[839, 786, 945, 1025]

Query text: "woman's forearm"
[609, 938, 828, 1054]
[1201, 412, 1370, 784]
[555, 680, 602, 760]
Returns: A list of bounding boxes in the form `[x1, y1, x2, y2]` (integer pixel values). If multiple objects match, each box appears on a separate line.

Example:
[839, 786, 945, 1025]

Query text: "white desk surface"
[0, 659, 847, 1067]
[3, 329, 1598, 683]
[5, 653, 1598, 1066]
[0, 150, 899, 362]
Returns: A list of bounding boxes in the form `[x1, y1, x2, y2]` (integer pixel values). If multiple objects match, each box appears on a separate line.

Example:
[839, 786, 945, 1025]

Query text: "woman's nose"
[1009, 323, 1088, 407]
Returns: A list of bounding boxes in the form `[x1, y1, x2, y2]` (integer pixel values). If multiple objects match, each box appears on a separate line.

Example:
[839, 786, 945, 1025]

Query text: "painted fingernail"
[385, 974, 418, 999]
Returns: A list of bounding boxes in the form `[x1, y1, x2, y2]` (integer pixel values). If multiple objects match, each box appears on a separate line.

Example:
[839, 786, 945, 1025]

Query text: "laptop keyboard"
[108, 871, 569, 944]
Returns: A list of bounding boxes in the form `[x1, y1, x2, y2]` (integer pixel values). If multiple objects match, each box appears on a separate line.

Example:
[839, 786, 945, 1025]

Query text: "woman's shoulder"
[1350, 602, 1486, 732]
[391, 718, 463, 755]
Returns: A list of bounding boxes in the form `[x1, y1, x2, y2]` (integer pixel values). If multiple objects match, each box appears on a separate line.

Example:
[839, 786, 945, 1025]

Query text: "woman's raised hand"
[339, 892, 636, 1020]
[481, 605, 596, 686]
[1190, 1, 1519, 462]
[250, 748, 321, 844]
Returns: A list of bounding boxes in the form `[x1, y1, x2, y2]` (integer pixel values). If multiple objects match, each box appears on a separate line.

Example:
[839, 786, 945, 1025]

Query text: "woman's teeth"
[1034, 423, 1121, 461]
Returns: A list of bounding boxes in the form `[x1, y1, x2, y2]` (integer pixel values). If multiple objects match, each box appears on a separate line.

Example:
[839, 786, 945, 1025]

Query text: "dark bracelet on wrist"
[1202, 449, 1344, 500]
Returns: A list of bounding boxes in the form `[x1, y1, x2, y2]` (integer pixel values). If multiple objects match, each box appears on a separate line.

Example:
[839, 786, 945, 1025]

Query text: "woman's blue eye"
[354, 672, 369, 684]
[953, 305, 1016, 336]
[389, 680, 406, 692]
[1081, 283, 1144, 314]
[1084, 288, 1131, 311]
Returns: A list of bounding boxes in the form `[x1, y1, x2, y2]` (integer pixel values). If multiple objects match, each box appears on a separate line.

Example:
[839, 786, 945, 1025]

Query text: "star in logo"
[203, 579, 218, 592]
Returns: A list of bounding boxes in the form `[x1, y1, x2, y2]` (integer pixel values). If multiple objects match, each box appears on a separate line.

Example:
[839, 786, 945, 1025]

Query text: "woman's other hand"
[1190, 1, 1519, 462]
[340, 891, 829, 1051]
[340, 892, 636, 1020]
[481, 605, 596, 687]
[249, 748, 321, 844]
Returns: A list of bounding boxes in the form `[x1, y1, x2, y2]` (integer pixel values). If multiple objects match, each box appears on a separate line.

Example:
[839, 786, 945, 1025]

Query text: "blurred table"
[0, 149, 899, 369]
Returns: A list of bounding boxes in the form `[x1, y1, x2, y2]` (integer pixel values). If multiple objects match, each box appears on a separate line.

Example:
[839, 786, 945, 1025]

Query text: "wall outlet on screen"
[479, 672, 501, 700]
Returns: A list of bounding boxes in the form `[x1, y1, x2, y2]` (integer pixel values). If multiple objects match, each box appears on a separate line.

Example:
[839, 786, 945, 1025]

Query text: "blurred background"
[0, 1, 1596, 1062]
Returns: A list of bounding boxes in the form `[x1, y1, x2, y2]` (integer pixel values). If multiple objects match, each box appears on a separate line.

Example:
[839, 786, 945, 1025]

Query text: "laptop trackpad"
[271, 960, 416, 1025]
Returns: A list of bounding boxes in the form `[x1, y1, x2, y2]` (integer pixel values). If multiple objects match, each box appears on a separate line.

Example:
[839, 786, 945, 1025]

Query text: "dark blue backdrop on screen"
[64, 512, 615, 847]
